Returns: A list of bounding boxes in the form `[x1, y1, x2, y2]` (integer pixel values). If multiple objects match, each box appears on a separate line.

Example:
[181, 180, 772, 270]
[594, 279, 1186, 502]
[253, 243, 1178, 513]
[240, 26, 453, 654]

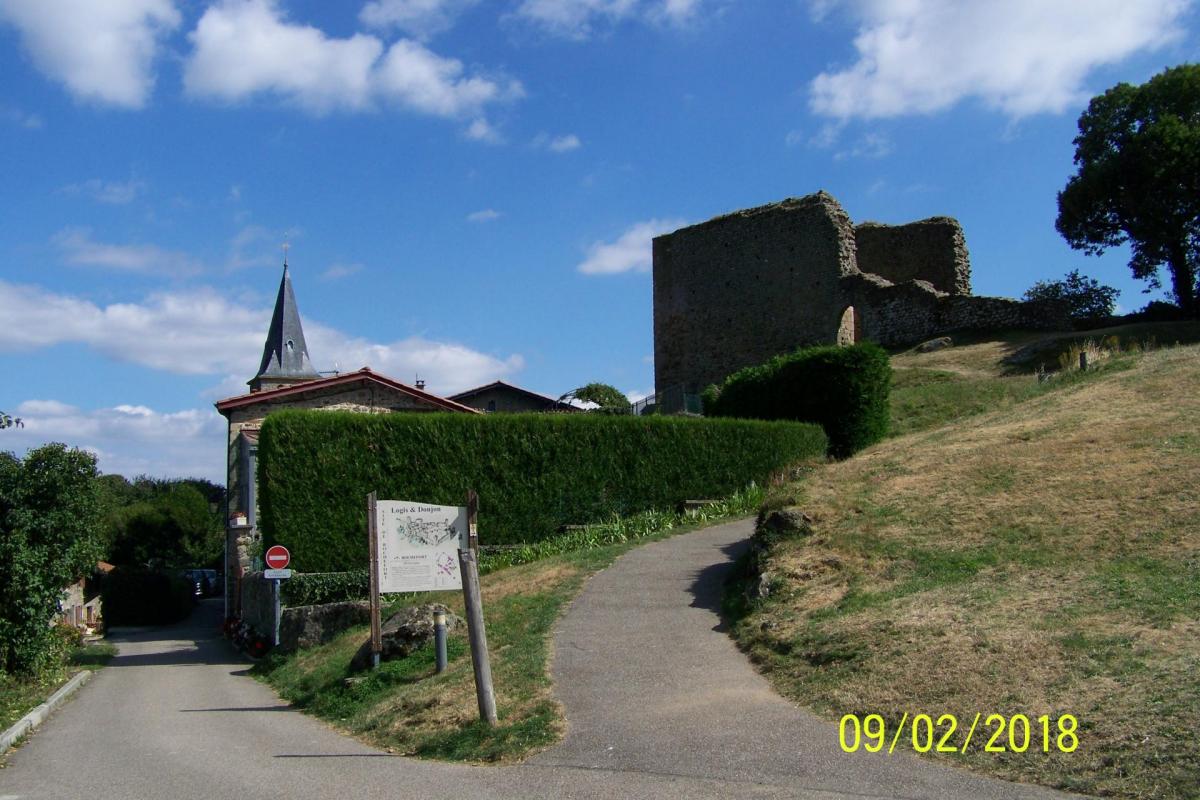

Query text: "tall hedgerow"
[257, 412, 825, 573]
[702, 343, 891, 458]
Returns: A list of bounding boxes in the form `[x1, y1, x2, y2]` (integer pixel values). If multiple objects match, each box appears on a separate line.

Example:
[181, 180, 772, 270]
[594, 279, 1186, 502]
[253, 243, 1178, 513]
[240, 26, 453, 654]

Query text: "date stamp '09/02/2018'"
[839, 713, 1079, 756]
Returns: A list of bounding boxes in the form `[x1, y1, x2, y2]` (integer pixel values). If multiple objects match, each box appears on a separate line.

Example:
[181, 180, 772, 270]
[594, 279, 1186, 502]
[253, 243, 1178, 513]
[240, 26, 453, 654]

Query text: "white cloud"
[578, 217, 687, 275]
[184, 0, 382, 112]
[464, 117, 502, 143]
[514, 0, 701, 38]
[532, 131, 582, 152]
[359, 0, 481, 38]
[8, 399, 226, 481]
[834, 131, 893, 160]
[1, 105, 44, 129]
[375, 39, 522, 117]
[0, 279, 523, 395]
[305, 324, 524, 395]
[61, 177, 146, 204]
[0, 0, 180, 108]
[54, 228, 203, 277]
[809, 0, 1191, 120]
[467, 208, 502, 222]
[321, 262, 364, 280]
[184, 0, 520, 118]
[227, 225, 282, 271]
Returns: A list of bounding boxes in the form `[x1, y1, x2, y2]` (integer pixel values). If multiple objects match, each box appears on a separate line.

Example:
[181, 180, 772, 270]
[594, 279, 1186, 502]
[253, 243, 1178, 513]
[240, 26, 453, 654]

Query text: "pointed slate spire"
[249, 262, 321, 392]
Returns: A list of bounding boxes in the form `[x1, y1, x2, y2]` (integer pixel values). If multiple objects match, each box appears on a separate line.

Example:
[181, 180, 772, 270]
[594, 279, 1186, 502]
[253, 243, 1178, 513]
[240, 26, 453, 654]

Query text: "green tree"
[0, 411, 22, 430]
[560, 382, 630, 412]
[107, 483, 221, 568]
[0, 444, 102, 675]
[1056, 64, 1200, 317]
[1023, 270, 1120, 321]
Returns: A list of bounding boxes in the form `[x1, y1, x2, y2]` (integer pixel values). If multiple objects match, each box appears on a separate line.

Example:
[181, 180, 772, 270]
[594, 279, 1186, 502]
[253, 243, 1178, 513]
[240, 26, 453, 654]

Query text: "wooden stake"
[367, 491, 381, 670]
[458, 546, 497, 726]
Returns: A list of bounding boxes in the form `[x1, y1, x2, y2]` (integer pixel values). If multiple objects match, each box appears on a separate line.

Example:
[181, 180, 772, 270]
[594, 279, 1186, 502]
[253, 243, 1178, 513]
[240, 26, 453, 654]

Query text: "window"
[486, 400, 497, 412]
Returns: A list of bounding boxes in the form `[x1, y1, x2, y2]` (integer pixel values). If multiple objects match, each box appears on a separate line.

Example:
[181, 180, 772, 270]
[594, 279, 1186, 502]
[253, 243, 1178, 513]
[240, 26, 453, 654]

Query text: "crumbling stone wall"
[843, 275, 1067, 347]
[653, 192, 857, 393]
[854, 218, 971, 295]
[652, 190, 1069, 396]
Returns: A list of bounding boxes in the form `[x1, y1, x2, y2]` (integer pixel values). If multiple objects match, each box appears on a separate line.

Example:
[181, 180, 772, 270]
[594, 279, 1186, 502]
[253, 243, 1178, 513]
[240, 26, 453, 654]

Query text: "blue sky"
[1, 0, 1197, 481]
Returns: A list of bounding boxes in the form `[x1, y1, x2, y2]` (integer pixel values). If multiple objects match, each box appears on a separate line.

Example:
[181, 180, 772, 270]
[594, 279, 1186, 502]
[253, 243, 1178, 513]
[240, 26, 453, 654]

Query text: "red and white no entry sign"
[264, 545, 290, 570]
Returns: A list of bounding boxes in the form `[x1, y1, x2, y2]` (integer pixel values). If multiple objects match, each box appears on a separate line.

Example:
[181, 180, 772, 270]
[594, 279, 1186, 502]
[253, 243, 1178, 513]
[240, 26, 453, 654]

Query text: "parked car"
[181, 569, 220, 598]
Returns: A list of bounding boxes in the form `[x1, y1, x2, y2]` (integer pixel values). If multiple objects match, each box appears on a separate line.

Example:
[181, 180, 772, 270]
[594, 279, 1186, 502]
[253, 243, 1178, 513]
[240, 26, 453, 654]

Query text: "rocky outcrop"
[350, 604, 460, 671]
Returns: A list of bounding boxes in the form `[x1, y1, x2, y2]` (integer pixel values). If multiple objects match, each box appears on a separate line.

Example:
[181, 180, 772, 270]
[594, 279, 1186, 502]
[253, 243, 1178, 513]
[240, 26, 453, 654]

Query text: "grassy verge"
[728, 344, 1200, 799]
[254, 485, 773, 763]
[0, 643, 117, 733]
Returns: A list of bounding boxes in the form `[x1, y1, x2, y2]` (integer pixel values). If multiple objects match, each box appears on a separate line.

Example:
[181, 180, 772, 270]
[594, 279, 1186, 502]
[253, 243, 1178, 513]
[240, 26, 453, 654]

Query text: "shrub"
[100, 568, 194, 626]
[0, 444, 102, 676]
[1023, 270, 1120, 321]
[258, 412, 826, 573]
[283, 572, 369, 606]
[702, 343, 891, 459]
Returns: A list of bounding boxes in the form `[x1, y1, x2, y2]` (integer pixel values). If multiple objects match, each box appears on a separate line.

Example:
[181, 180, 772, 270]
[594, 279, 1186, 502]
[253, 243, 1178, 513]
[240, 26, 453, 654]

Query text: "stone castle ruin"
[652, 191, 1065, 394]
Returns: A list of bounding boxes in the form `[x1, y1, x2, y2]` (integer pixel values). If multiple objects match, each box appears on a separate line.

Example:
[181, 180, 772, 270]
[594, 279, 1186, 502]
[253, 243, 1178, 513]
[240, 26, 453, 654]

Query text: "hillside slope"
[732, 340, 1200, 799]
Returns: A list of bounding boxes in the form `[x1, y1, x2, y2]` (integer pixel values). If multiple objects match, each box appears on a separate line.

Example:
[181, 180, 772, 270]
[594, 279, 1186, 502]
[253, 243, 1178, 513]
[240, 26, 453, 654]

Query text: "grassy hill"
[730, 323, 1200, 799]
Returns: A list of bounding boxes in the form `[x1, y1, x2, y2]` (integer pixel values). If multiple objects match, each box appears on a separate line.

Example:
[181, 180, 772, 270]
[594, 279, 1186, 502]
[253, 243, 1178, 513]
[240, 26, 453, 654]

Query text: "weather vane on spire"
[282, 240, 290, 267]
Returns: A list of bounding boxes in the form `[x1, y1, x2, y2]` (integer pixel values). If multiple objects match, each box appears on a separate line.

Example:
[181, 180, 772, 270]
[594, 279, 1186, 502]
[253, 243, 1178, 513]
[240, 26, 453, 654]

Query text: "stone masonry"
[652, 191, 1068, 395]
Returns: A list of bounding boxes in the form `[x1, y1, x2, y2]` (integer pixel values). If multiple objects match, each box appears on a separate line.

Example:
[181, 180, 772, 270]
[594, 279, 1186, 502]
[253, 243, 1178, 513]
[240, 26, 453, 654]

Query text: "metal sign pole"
[367, 491, 382, 671]
[273, 578, 281, 647]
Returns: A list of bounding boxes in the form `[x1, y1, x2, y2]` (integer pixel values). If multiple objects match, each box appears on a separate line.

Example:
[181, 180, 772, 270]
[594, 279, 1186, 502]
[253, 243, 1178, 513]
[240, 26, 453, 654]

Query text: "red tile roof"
[214, 367, 481, 415]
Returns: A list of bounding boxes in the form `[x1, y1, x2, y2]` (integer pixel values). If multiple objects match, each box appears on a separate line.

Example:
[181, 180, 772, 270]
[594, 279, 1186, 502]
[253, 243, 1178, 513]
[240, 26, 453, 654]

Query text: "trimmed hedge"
[702, 343, 891, 458]
[258, 411, 826, 573]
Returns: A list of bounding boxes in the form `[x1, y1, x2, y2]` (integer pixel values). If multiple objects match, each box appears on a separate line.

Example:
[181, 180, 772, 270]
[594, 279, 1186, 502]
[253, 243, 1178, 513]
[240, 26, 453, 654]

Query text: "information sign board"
[374, 501, 467, 593]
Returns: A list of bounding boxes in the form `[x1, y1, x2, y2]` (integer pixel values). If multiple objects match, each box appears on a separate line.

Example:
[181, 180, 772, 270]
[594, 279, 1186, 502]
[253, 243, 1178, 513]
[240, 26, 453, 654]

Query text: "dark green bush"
[702, 343, 891, 458]
[258, 412, 826, 573]
[100, 568, 194, 626]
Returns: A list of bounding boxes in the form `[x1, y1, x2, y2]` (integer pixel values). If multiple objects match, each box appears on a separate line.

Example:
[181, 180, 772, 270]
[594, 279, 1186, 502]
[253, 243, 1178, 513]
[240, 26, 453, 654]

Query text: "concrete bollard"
[434, 610, 447, 673]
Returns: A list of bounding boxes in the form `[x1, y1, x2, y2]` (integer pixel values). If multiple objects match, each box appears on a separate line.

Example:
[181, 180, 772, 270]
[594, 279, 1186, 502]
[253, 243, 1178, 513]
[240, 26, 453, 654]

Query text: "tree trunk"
[1169, 244, 1197, 318]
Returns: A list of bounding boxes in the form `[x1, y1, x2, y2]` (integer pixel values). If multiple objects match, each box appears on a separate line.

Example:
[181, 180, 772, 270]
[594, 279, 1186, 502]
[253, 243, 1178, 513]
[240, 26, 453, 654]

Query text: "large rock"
[350, 604, 460, 671]
[277, 601, 371, 652]
[760, 509, 814, 536]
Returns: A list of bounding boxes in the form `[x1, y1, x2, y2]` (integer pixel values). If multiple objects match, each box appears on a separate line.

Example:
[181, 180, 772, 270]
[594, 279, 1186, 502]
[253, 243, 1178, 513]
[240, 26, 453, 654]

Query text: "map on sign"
[375, 500, 467, 593]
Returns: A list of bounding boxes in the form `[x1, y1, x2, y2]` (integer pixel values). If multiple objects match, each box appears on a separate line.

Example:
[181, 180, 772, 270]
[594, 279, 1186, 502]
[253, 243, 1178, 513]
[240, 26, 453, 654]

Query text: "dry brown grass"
[737, 345, 1200, 799]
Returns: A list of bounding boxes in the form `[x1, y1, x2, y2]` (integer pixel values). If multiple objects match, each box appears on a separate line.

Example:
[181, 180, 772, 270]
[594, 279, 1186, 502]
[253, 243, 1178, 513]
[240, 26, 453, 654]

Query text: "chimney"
[415, 378, 426, 391]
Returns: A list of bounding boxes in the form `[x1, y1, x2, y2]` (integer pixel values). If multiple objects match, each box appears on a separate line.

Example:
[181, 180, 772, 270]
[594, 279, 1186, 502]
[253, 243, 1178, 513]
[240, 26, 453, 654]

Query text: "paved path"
[0, 521, 1077, 799]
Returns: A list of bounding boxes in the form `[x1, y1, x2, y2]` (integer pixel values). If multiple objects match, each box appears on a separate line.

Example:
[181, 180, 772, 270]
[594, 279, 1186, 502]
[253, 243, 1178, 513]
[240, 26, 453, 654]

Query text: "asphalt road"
[0, 519, 1078, 799]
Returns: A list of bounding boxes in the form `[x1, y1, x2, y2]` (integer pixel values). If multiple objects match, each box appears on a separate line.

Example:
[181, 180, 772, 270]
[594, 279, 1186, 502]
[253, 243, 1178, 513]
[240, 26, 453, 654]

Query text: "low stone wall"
[239, 575, 371, 651]
[846, 276, 1069, 347]
[277, 601, 371, 653]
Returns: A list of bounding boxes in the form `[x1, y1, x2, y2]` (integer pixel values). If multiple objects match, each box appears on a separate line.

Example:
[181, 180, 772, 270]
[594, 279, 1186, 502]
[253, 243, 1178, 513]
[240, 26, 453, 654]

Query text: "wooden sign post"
[364, 488, 495, 725]
[458, 489, 497, 726]
[367, 491, 382, 670]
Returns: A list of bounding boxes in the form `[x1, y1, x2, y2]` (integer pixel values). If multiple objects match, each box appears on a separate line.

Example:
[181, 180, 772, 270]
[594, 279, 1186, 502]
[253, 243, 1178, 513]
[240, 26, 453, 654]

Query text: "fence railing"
[630, 385, 703, 416]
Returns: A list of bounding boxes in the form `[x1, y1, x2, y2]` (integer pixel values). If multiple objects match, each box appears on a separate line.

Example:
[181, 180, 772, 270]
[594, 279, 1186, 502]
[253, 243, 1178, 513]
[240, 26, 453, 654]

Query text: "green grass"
[0, 643, 116, 735]
[726, 344, 1200, 799]
[254, 485, 773, 763]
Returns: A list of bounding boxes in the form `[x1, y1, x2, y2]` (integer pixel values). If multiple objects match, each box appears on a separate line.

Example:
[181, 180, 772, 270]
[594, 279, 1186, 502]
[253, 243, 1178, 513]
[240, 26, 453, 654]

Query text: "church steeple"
[249, 262, 321, 393]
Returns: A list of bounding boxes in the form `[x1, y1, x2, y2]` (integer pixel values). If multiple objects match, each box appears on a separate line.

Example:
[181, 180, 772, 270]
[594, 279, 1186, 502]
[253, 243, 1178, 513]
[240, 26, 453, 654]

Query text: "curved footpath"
[0, 520, 1076, 799]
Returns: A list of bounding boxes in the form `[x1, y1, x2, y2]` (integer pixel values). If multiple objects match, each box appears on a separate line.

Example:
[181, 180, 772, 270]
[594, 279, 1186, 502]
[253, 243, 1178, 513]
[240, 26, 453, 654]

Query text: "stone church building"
[215, 264, 478, 613]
